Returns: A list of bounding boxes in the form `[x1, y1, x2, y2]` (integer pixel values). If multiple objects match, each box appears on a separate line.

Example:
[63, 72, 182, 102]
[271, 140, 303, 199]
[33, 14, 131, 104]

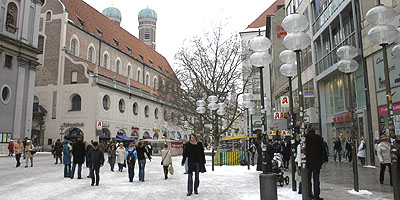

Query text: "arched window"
[116, 60, 120, 74]
[103, 53, 108, 68]
[88, 47, 94, 63]
[154, 108, 159, 119]
[118, 99, 125, 113]
[153, 77, 158, 90]
[46, 11, 51, 21]
[70, 39, 77, 56]
[145, 73, 149, 86]
[127, 65, 132, 78]
[137, 69, 141, 82]
[71, 94, 81, 111]
[144, 105, 149, 117]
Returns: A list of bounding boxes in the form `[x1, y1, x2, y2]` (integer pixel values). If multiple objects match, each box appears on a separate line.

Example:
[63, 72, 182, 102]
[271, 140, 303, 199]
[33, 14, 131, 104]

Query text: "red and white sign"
[274, 112, 285, 119]
[281, 96, 289, 108]
[333, 115, 351, 123]
[96, 121, 103, 130]
[280, 130, 291, 136]
[378, 102, 400, 115]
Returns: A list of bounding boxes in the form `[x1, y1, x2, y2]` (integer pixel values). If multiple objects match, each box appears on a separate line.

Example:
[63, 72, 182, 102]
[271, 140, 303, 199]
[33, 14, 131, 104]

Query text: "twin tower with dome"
[102, 6, 157, 50]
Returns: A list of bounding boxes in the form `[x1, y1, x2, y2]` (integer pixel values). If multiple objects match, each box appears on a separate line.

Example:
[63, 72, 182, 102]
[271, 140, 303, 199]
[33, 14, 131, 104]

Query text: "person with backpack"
[137, 141, 152, 182]
[161, 143, 172, 180]
[126, 143, 137, 182]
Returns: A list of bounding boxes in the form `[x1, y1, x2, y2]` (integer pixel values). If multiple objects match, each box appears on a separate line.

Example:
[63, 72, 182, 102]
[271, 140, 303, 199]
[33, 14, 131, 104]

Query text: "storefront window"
[325, 78, 334, 115]
[333, 74, 344, 113]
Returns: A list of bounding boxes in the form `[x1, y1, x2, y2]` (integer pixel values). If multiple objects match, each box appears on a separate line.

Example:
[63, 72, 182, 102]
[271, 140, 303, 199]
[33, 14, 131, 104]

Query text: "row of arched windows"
[69, 37, 164, 90]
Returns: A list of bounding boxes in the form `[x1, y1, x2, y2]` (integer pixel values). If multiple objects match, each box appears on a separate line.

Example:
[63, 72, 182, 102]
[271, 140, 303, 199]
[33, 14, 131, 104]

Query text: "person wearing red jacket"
[8, 140, 14, 156]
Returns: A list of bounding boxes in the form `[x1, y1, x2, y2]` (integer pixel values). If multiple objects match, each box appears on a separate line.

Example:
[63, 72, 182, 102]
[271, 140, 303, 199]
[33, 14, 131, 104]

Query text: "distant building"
[0, 0, 44, 152]
[34, 0, 181, 147]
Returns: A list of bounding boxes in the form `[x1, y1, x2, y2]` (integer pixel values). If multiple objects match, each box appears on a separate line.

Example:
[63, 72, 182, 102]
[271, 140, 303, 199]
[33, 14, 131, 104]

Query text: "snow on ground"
[348, 189, 373, 196]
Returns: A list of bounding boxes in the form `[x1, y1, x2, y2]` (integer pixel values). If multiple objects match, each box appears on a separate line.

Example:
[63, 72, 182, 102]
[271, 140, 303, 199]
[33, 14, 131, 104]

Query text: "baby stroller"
[272, 153, 290, 187]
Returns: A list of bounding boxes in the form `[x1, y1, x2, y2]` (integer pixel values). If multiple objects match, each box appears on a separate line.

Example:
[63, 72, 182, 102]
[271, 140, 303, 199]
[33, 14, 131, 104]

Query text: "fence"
[214, 151, 247, 166]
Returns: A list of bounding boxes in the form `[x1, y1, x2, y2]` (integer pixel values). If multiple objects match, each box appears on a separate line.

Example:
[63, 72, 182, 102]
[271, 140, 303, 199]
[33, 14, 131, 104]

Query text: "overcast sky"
[83, 0, 275, 69]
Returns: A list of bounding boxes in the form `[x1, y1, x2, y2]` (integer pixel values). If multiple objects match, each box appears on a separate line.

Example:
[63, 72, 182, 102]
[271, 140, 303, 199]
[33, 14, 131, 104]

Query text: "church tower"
[138, 8, 157, 50]
[102, 6, 122, 26]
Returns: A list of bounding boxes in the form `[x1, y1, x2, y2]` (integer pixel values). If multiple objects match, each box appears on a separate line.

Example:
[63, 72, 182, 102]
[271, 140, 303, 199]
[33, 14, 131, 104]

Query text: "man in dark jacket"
[54, 139, 63, 164]
[71, 137, 85, 179]
[136, 142, 151, 182]
[305, 124, 328, 200]
[87, 141, 104, 186]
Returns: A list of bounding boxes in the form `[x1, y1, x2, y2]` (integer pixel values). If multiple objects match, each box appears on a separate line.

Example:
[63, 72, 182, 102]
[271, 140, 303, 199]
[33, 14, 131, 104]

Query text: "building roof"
[102, 7, 122, 20]
[246, 0, 285, 29]
[138, 8, 157, 20]
[60, 0, 177, 80]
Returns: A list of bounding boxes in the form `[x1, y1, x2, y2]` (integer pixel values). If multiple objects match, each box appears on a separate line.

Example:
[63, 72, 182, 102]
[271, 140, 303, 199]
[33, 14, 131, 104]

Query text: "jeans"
[306, 168, 321, 200]
[380, 163, 393, 185]
[90, 167, 100, 185]
[163, 166, 169, 179]
[64, 164, 71, 177]
[118, 163, 124, 172]
[333, 150, 341, 162]
[110, 163, 115, 171]
[23, 149, 26, 159]
[188, 162, 200, 193]
[359, 157, 366, 166]
[15, 154, 21, 167]
[128, 163, 135, 182]
[71, 163, 82, 178]
[138, 159, 146, 181]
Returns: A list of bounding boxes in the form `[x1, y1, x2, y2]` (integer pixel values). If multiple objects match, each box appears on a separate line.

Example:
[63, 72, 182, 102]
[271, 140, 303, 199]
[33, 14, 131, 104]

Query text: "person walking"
[71, 137, 85, 179]
[282, 138, 291, 170]
[14, 139, 23, 167]
[8, 140, 14, 156]
[25, 140, 35, 168]
[305, 124, 328, 200]
[250, 141, 257, 166]
[182, 140, 189, 174]
[161, 144, 172, 180]
[54, 139, 63, 164]
[85, 141, 92, 178]
[108, 145, 117, 172]
[181, 133, 206, 196]
[136, 141, 152, 182]
[377, 134, 393, 186]
[87, 141, 104, 186]
[345, 137, 353, 162]
[357, 136, 367, 166]
[333, 137, 342, 163]
[116, 142, 126, 172]
[126, 143, 137, 182]
[63, 141, 72, 178]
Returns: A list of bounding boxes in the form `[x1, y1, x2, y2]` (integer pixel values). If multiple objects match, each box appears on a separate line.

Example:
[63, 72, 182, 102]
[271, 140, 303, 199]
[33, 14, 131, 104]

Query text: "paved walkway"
[0, 153, 395, 200]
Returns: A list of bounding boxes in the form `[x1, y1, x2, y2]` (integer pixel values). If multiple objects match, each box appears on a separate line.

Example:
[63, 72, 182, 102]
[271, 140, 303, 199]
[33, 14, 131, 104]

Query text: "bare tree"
[172, 24, 253, 149]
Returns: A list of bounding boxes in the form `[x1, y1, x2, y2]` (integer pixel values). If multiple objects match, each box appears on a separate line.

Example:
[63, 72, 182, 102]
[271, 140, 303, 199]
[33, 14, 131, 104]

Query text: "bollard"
[260, 173, 277, 200]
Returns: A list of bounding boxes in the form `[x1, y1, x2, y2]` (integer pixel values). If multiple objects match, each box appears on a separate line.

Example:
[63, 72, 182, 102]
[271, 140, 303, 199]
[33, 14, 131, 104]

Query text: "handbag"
[161, 150, 169, 165]
[168, 164, 174, 175]
[31, 150, 37, 155]
[200, 163, 206, 173]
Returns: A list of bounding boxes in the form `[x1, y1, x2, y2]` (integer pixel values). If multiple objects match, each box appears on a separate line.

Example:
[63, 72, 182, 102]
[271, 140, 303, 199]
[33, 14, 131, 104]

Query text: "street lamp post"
[281, 13, 311, 200]
[336, 45, 360, 192]
[243, 93, 256, 170]
[196, 96, 225, 171]
[249, 34, 276, 200]
[366, 4, 400, 199]
[279, 49, 297, 191]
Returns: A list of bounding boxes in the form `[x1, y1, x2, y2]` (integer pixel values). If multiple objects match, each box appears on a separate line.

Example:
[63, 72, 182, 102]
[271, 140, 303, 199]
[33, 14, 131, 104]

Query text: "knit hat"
[380, 134, 389, 141]
[93, 141, 99, 146]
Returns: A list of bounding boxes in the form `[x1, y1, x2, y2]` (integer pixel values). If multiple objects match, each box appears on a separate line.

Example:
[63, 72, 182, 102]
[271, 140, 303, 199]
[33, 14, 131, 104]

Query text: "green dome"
[102, 7, 122, 20]
[138, 8, 157, 20]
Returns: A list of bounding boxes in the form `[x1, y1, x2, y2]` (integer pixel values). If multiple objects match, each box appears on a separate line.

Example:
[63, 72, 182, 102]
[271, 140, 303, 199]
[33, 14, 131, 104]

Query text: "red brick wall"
[63, 56, 89, 84]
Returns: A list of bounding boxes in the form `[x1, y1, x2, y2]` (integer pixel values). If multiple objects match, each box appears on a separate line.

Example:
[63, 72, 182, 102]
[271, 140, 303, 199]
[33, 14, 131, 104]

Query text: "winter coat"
[377, 141, 391, 164]
[295, 143, 304, 167]
[181, 142, 206, 172]
[72, 141, 86, 164]
[282, 142, 291, 160]
[14, 142, 23, 154]
[333, 140, 342, 151]
[85, 145, 92, 167]
[125, 148, 137, 166]
[116, 147, 126, 164]
[63, 144, 72, 165]
[305, 131, 328, 170]
[25, 144, 35, 158]
[55, 141, 62, 156]
[8, 141, 14, 151]
[87, 147, 104, 169]
[108, 149, 117, 165]
[161, 149, 172, 166]
[357, 141, 366, 158]
[136, 146, 151, 161]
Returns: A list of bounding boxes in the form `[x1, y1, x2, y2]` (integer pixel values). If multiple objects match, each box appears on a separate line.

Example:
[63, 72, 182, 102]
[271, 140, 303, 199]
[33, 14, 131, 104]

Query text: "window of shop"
[144, 105, 149, 117]
[103, 95, 110, 111]
[119, 99, 125, 113]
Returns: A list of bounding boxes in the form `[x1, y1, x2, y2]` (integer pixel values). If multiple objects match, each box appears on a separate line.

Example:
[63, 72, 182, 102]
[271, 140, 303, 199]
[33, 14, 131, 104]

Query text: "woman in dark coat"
[85, 141, 93, 178]
[71, 138, 86, 179]
[181, 133, 206, 196]
[108, 145, 117, 172]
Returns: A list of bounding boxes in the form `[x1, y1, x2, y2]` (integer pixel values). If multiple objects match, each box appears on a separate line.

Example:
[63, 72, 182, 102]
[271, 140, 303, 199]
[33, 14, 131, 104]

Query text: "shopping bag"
[168, 164, 174, 175]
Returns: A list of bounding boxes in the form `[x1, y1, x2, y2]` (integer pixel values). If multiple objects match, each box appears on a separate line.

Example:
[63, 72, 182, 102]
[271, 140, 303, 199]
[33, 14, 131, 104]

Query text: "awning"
[116, 135, 134, 141]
